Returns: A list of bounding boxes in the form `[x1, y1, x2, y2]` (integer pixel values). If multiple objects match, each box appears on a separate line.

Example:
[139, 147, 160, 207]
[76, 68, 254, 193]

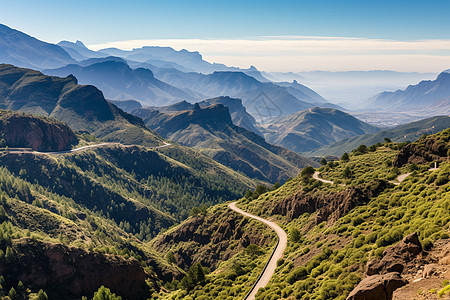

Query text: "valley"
[0, 11, 449, 300]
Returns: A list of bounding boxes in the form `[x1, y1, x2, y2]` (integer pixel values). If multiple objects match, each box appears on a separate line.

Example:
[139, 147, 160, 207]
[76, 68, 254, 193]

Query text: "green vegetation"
[231, 128, 450, 299]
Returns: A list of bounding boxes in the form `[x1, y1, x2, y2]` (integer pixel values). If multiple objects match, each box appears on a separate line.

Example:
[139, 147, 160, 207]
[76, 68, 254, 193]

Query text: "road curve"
[228, 202, 287, 300]
[313, 171, 334, 184]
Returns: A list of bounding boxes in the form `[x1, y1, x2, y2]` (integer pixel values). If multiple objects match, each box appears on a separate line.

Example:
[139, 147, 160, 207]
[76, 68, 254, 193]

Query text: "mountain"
[149, 97, 261, 135]
[0, 110, 78, 151]
[275, 80, 328, 104]
[366, 70, 450, 112]
[0, 24, 76, 69]
[43, 59, 197, 106]
[308, 115, 450, 157]
[133, 104, 316, 183]
[57, 40, 106, 60]
[152, 69, 319, 120]
[0, 64, 164, 147]
[262, 107, 380, 153]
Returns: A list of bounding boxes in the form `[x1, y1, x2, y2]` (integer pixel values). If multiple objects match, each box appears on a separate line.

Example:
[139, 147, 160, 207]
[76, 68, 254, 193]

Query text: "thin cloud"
[88, 36, 450, 72]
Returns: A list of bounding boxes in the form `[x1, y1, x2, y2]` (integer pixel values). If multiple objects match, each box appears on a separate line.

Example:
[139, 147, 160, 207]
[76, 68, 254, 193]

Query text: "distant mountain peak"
[75, 40, 87, 48]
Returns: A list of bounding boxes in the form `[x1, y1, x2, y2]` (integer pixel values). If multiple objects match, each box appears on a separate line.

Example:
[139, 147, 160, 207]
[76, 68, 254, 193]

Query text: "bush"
[287, 266, 308, 284]
[301, 166, 315, 179]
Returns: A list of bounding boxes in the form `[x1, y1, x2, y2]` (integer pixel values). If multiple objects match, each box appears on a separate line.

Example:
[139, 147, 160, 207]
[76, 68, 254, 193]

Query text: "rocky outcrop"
[366, 233, 423, 276]
[393, 128, 449, 167]
[0, 110, 78, 151]
[271, 179, 388, 223]
[346, 272, 407, 300]
[0, 238, 147, 299]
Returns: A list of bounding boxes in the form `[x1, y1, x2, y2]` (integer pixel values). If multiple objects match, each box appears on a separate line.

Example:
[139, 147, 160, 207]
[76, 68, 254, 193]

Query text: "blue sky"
[1, 0, 450, 71]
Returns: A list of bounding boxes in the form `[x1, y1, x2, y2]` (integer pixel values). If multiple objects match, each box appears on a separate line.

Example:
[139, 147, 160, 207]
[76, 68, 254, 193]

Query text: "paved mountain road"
[5, 141, 172, 155]
[228, 202, 287, 300]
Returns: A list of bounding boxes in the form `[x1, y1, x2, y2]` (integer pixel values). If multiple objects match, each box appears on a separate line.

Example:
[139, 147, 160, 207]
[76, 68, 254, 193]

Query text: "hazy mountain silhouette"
[44, 59, 197, 106]
[0, 24, 76, 69]
[57, 40, 107, 61]
[366, 70, 450, 112]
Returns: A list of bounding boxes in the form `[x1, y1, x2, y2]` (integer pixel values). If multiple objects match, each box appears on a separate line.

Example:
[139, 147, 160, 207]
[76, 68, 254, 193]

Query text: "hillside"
[367, 70, 450, 112]
[133, 104, 316, 183]
[0, 24, 75, 69]
[0, 110, 78, 151]
[262, 107, 379, 153]
[0, 115, 265, 298]
[0, 64, 165, 147]
[151, 128, 450, 299]
[44, 59, 197, 106]
[309, 115, 450, 157]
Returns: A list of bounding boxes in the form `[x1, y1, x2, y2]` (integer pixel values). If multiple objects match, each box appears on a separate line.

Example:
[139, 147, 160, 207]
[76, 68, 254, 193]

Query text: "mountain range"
[132, 103, 316, 183]
[308, 115, 450, 156]
[43, 58, 198, 106]
[0, 64, 165, 147]
[367, 70, 450, 114]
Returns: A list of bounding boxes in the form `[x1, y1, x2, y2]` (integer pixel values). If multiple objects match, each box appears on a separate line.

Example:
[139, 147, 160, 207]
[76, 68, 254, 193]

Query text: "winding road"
[6, 141, 172, 155]
[228, 202, 287, 300]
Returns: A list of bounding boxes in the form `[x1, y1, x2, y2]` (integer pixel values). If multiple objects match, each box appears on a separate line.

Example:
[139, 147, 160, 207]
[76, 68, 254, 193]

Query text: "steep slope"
[262, 107, 379, 153]
[0, 64, 164, 147]
[148, 129, 450, 299]
[367, 70, 450, 111]
[0, 110, 78, 151]
[43, 60, 196, 106]
[309, 115, 450, 157]
[0, 24, 75, 69]
[133, 104, 316, 183]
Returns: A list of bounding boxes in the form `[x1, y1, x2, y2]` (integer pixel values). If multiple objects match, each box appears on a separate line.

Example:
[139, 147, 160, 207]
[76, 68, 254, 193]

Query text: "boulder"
[366, 232, 422, 276]
[347, 272, 407, 300]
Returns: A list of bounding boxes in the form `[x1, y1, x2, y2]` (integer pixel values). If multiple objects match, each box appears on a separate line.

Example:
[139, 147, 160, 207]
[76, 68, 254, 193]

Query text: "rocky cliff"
[0, 238, 147, 299]
[0, 110, 78, 151]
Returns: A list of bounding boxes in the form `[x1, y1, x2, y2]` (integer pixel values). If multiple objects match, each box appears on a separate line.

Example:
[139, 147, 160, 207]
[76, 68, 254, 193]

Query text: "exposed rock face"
[366, 233, 423, 276]
[0, 110, 78, 151]
[271, 179, 388, 223]
[0, 238, 147, 299]
[393, 129, 449, 167]
[346, 272, 407, 300]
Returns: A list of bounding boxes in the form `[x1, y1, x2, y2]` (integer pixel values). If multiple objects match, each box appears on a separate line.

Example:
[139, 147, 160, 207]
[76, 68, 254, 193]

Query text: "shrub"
[287, 266, 308, 284]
